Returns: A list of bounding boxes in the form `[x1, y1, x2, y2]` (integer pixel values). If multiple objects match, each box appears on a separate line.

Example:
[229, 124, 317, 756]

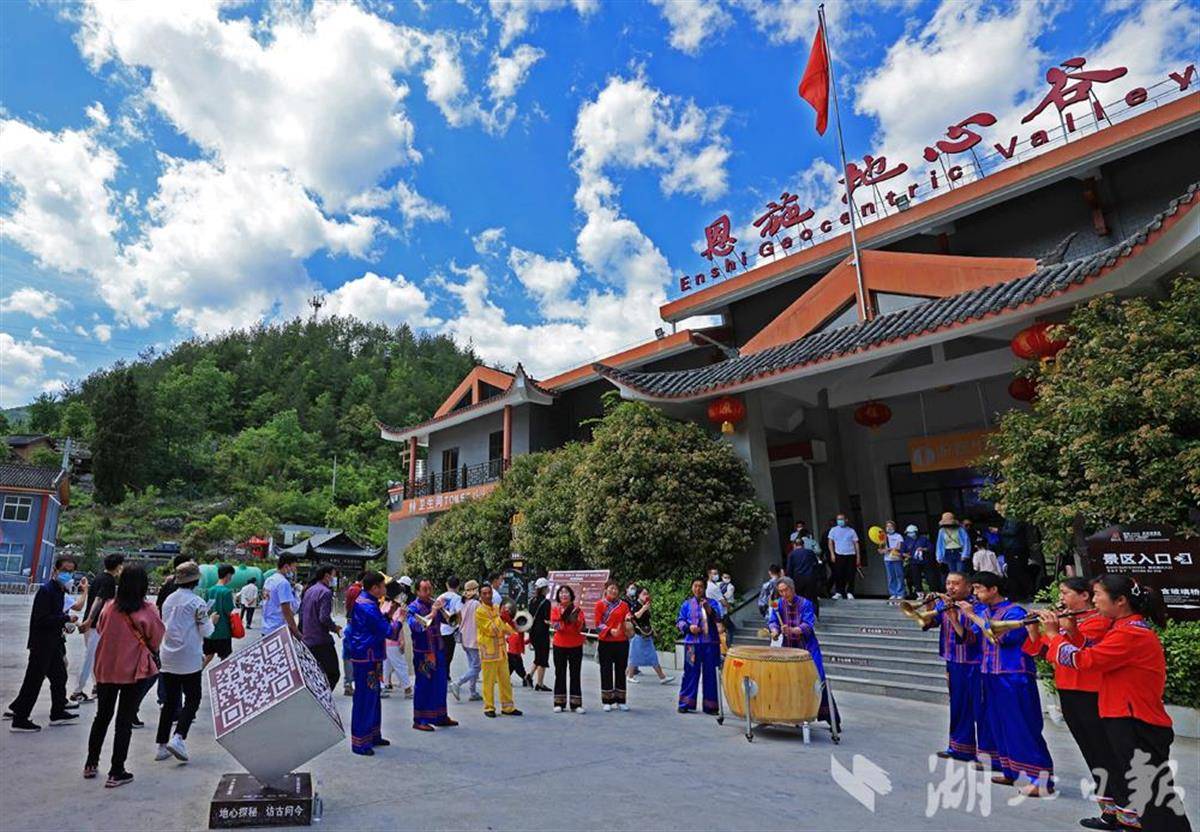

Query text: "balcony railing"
[401, 458, 507, 500]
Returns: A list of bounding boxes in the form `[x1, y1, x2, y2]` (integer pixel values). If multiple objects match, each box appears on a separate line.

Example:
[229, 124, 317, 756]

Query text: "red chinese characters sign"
[546, 569, 610, 629]
[679, 56, 1195, 295]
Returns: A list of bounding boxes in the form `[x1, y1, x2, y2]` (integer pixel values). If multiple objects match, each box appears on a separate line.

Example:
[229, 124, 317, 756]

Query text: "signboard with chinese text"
[677, 57, 1196, 295]
[908, 429, 995, 474]
[1086, 527, 1200, 622]
[390, 481, 501, 519]
[546, 569, 610, 629]
[209, 773, 315, 828]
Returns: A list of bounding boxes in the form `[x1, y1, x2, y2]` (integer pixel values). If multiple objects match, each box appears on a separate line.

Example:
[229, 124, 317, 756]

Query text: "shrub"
[639, 578, 692, 653]
[1161, 621, 1200, 709]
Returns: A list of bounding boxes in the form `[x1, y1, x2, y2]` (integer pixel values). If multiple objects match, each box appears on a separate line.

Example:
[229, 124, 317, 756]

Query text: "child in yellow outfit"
[475, 585, 523, 718]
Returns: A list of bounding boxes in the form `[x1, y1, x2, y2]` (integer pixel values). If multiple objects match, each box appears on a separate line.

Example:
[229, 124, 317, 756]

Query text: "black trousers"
[598, 641, 629, 704]
[241, 606, 255, 628]
[442, 634, 457, 680]
[308, 642, 341, 690]
[86, 682, 142, 776]
[507, 653, 526, 680]
[906, 558, 942, 595]
[792, 574, 821, 617]
[156, 671, 202, 744]
[1103, 717, 1192, 831]
[1059, 689, 1116, 805]
[830, 555, 857, 596]
[9, 644, 69, 719]
[1005, 555, 1033, 601]
[552, 645, 583, 710]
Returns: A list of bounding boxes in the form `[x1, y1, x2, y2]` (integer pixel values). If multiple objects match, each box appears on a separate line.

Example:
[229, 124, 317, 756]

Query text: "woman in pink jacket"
[83, 564, 164, 788]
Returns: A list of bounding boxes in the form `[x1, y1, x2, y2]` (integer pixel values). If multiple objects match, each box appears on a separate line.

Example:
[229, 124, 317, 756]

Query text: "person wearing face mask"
[826, 514, 861, 600]
[900, 525, 938, 596]
[346, 571, 399, 755]
[935, 512, 971, 579]
[878, 521, 905, 600]
[7, 555, 82, 731]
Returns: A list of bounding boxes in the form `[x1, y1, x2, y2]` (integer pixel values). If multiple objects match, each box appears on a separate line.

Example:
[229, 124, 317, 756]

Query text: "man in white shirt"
[705, 568, 724, 603]
[450, 580, 482, 702]
[827, 514, 862, 600]
[237, 579, 259, 629]
[157, 561, 216, 762]
[261, 554, 301, 636]
[436, 576, 464, 680]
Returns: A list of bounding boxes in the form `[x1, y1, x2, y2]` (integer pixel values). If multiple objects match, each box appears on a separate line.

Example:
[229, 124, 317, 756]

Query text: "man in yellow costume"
[476, 585, 523, 718]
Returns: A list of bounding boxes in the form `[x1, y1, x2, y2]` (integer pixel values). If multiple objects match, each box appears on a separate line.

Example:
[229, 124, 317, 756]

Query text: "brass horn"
[983, 607, 1088, 644]
[897, 593, 946, 627]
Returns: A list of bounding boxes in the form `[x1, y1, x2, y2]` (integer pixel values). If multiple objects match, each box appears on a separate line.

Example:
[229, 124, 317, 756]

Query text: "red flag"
[798, 22, 830, 135]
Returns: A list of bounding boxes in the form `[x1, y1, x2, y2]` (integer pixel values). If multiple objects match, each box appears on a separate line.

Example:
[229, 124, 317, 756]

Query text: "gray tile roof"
[0, 463, 65, 492]
[596, 182, 1198, 400]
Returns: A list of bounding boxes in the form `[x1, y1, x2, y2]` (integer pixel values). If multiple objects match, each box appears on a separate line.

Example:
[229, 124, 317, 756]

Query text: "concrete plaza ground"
[0, 594, 1196, 832]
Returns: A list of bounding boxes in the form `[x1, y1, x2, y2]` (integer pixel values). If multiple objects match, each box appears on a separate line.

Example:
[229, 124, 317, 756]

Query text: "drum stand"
[727, 677, 842, 745]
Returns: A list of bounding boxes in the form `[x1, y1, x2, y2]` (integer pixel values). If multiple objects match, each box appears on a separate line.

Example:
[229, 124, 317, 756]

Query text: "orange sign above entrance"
[389, 481, 500, 520]
[908, 429, 995, 473]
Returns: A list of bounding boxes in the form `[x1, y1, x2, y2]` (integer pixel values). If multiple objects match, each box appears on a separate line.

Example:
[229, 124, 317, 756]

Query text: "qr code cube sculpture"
[208, 628, 344, 786]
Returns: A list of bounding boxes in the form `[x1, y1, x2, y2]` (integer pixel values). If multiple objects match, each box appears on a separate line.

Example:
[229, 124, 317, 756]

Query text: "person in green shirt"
[203, 565, 237, 666]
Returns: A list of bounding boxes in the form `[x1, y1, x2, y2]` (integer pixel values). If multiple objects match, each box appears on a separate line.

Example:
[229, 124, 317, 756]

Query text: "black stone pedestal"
[209, 773, 319, 828]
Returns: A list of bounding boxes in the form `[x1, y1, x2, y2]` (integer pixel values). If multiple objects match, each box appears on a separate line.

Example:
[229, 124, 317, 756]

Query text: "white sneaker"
[603, 704, 612, 712]
[617, 704, 630, 712]
[831, 593, 843, 600]
[166, 734, 189, 762]
[155, 745, 171, 762]
[553, 706, 563, 713]
[574, 707, 586, 714]
[660, 675, 675, 685]
[627, 675, 640, 684]
[846, 593, 855, 600]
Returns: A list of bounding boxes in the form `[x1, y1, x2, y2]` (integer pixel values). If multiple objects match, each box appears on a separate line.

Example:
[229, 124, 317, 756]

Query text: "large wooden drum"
[722, 645, 820, 724]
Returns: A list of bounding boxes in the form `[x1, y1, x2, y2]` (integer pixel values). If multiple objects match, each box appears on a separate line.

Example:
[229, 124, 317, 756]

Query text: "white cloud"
[0, 119, 119, 273]
[105, 158, 380, 333]
[30, 327, 46, 340]
[487, 0, 597, 48]
[346, 181, 450, 230]
[733, 0, 922, 46]
[573, 74, 730, 204]
[489, 44, 545, 101]
[650, 0, 731, 55]
[473, 227, 507, 256]
[323, 271, 438, 329]
[85, 101, 110, 129]
[0, 332, 74, 408]
[0, 288, 71, 320]
[507, 248, 583, 319]
[93, 324, 113, 343]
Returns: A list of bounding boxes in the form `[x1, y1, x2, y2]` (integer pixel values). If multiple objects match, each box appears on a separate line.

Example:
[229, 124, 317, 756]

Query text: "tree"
[206, 513, 235, 542]
[572, 396, 771, 582]
[0, 411, 11, 436]
[92, 369, 147, 505]
[984, 278, 1200, 562]
[27, 393, 60, 434]
[231, 506, 275, 542]
[59, 401, 95, 441]
[324, 500, 387, 549]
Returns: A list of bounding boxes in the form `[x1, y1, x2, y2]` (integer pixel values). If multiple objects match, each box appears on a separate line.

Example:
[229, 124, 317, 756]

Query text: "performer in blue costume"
[962, 571, 1054, 797]
[767, 576, 840, 730]
[345, 571, 398, 756]
[922, 572, 981, 761]
[676, 578, 723, 715]
[407, 579, 458, 731]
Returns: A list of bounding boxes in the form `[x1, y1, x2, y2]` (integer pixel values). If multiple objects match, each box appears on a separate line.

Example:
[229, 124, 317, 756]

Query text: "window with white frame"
[2, 495, 34, 523]
[0, 542, 26, 574]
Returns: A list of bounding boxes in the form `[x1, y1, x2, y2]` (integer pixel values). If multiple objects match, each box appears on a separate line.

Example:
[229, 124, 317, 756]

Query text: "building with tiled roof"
[0, 462, 69, 582]
[379, 74, 1200, 590]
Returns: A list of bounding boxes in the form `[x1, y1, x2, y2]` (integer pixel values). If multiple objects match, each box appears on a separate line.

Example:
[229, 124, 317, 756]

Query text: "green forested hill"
[11, 317, 478, 554]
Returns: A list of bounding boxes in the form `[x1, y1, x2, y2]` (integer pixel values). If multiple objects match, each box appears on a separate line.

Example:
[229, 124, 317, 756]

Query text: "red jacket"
[594, 598, 630, 642]
[1023, 610, 1111, 692]
[551, 603, 585, 648]
[345, 582, 362, 611]
[506, 631, 525, 655]
[1047, 614, 1171, 727]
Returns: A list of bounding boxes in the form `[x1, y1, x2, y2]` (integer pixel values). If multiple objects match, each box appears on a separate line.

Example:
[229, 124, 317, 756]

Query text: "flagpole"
[819, 3, 870, 322]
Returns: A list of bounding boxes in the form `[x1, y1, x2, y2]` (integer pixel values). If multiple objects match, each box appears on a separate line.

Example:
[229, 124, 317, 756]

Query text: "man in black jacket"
[8, 555, 81, 732]
[786, 544, 821, 617]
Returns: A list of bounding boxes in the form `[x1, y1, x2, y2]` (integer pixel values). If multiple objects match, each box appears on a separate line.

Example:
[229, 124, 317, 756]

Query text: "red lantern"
[707, 395, 746, 434]
[1008, 377, 1037, 402]
[853, 400, 892, 430]
[1010, 322, 1067, 361]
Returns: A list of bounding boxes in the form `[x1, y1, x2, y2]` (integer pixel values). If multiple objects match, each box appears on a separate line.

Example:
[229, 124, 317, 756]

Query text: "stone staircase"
[730, 597, 948, 704]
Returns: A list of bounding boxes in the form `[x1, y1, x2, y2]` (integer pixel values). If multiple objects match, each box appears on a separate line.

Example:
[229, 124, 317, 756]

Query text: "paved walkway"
[0, 595, 1195, 831]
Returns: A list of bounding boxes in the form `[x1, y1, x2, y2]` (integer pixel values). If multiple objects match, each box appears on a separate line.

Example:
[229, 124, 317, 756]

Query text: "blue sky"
[1, 0, 1197, 407]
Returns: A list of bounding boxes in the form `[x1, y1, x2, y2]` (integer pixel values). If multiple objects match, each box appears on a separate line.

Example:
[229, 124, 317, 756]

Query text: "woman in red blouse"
[550, 585, 585, 714]
[1040, 575, 1191, 832]
[1023, 577, 1115, 827]
[593, 581, 631, 712]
